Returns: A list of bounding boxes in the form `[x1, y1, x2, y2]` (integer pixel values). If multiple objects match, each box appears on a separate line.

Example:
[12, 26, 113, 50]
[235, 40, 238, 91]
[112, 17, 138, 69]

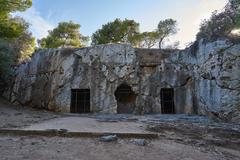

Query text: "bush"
[197, 0, 240, 41]
[0, 40, 12, 77]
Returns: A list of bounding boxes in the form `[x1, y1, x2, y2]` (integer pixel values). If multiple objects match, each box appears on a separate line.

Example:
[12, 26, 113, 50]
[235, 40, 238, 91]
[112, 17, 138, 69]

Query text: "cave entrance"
[71, 89, 90, 113]
[115, 84, 136, 114]
[160, 88, 175, 114]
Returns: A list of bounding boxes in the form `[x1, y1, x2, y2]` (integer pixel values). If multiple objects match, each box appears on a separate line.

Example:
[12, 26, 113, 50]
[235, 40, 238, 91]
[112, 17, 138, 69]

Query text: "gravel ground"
[0, 98, 240, 160]
[0, 135, 240, 160]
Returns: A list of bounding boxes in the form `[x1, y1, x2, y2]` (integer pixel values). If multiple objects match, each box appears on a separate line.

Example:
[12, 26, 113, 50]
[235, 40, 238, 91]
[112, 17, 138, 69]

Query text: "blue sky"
[16, 0, 228, 48]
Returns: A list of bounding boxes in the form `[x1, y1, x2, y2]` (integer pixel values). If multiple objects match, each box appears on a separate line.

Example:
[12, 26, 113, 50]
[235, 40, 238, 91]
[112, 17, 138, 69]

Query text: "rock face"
[4, 39, 240, 123]
[174, 39, 240, 123]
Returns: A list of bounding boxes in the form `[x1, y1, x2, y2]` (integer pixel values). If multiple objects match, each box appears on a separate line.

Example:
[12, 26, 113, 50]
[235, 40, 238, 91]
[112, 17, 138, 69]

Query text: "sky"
[15, 0, 228, 48]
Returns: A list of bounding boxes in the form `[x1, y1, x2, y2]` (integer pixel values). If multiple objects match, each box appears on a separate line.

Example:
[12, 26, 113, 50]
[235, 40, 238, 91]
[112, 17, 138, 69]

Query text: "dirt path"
[0, 98, 240, 160]
[0, 135, 239, 160]
[0, 98, 60, 128]
[21, 116, 150, 134]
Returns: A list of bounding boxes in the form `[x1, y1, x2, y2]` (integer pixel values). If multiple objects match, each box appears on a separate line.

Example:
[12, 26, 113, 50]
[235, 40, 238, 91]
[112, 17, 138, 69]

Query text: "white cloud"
[14, 7, 54, 39]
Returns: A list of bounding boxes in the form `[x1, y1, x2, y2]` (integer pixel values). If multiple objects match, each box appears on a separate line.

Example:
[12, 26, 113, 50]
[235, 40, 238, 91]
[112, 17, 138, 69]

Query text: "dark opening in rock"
[71, 89, 90, 113]
[160, 88, 175, 114]
[115, 84, 136, 114]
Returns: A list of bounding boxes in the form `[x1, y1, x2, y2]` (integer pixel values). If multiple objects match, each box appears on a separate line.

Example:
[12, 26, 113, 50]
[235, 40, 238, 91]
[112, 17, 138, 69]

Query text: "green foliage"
[0, 0, 33, 80]
[91, 19, 140, 46]
[0, 0, 32, 17]
[230, 0, 240, 27]
[0, 17, 26, 39]
[235, 14, 240, 27]
[157, 19, 177, 48]
[197, 11, 234, 40]
[138, 31, 159, 48]
[11, 19, 35, 64]
[39, 21, 88, 48]
[91, 18, 177, 49]
[0, 17, 35, 64]
[0, 0, 32, 39]
[0, 40, 12, 77]
[230, 0, 240, 8]
[197, 0, 240, 41]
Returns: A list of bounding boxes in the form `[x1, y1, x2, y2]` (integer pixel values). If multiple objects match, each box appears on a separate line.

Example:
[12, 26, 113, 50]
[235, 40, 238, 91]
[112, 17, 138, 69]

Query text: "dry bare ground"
[0, 97, 240, 160]
[0, 98, 60, 129]
[0, 136, 240, 160]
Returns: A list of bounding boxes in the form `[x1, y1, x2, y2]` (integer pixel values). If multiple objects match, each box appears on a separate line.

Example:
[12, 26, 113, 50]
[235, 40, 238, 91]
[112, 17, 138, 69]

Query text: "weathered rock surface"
[173, 39, 240, 123]
[6, 44, 139, 113]
[4, 39, 240, 123]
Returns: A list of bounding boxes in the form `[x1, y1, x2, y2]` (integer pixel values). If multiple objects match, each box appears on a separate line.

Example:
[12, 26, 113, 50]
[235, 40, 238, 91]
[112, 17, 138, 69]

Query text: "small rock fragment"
[130, 139, 147, 146]
[99, 135, 118, 142]
[14, 112, 23, 116]
[59, 128, 68, 132]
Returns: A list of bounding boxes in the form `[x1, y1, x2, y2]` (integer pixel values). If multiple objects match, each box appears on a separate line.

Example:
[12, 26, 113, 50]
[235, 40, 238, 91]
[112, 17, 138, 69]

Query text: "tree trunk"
[159, 40, 162, 49]
[159, 35, 166, 49]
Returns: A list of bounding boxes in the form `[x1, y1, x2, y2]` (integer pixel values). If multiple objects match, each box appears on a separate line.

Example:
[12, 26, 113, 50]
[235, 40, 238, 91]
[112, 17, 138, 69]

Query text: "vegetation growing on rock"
[38, 21, 89, 49]
[0, 0, 34, 80]
[91, 18, 141, 46]
[197, 0, 240, 41]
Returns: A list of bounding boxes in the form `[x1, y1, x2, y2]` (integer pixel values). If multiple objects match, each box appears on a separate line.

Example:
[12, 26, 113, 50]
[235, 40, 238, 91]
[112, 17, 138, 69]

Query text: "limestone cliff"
[171, 39, 240, 123]
[4, 39, 240, 123]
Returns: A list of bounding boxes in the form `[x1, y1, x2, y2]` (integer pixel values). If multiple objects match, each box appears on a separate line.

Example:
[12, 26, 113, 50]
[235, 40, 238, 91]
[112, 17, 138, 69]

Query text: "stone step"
[0, 129, 159, 139]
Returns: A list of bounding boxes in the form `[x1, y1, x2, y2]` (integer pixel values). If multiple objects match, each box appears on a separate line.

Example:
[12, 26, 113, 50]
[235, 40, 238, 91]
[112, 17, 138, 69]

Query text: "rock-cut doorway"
[160, 88, 175, 114]
[115, 84, 136, 114]
[70, 89, 90, 113]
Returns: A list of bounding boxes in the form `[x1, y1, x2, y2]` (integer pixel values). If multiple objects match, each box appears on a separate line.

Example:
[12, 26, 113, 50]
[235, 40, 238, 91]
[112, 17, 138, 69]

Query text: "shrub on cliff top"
[197, 0, 240, 41]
